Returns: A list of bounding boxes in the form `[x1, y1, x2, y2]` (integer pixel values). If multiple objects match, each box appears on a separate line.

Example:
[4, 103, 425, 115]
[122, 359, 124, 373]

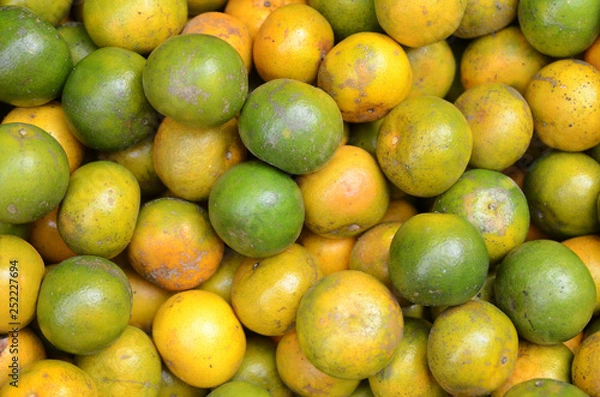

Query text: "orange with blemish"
[296, 269, 404, 380]
[374, 0, 467, 47]
[182, 12, 254, 73]
[460, 26, 550, 95]
[224, 0, 307, 39]
[253, 4, 334, 84]
[127, 197, 224, 291]
[297, 145, 390, 238]
[317, 32, 412, 123]
[524, 58, 600, 152]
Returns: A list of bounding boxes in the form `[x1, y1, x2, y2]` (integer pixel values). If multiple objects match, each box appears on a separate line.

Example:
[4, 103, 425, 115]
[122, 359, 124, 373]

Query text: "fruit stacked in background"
[0, 0, 600, 396]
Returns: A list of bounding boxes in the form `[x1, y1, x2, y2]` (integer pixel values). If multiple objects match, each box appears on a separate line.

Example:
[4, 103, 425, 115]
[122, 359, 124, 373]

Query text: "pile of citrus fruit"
[1, 0, 600, 396]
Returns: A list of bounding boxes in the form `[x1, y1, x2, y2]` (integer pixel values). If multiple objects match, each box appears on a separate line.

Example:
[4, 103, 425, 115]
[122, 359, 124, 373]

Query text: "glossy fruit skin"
[58, 160, 141, 259]
[376, 96, 472, 198]
[405, 40, 456, 99]
[127, 197, 224, 291]
[374, 0, 467, 48]
[453, 82, 534, 171]
[317, 32, 412, 123]
[231, 244, 323, 337]
[0, 122, 70, 224]
[181, 11, 253, 72]
[56, 21, 99, 66]
[36, 255, 133, 355]
[74, 325, 162, 396]
[308, 0, 383, 42]
[252, 4, 334, 84]
[152, 290, 246, 389]
[152, 117, 246, 202]
[0, 6, 72, 107]
[389, 212, 489, 307]
[143, 34, 248, 129]
[427, 300, 519, 396]
[523, 151, 600, 239]
[2, 101, 86, 174]
[275, 329, 361, 397]
[518, 0, 600, 58]
[460, 26, 550, 95]
[454, 0, 517, 39]
[494, 240, 596, 345]
[82, 0, 188, 55]
[239, 78, 344, 175]
[562, 235, 600, 315]
[208, 161, 305, 258]
[62, 46, 160, 152]
[432, 168, 530, 265]
[491, 340, 574, 397]
[524, 59, 600, 153]
[296, 270, 404, 380]
[298, 145, 390, 238]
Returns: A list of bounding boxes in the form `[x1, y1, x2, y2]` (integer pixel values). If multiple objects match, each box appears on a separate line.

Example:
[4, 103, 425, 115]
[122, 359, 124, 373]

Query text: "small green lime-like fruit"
[0, 122, 70, 224]
[62, 46, 160, 152]
[518, 0, 600, 58]
[432, 168, 530, 265]
[143, 34, 248, 129]
[389, 212, 489, 307]
[0, 6, 72, 107]
[207, 381, 271, 397]
[307, 0, 382, 41]
[56, 21, 99, 66]
[494, 239, 596, 345]
[523, 151, 600, 239]
[36, 255, 133, 355]
[504, 378, 589, 397]
[208, 161, 304, 258]
[238, 78, 344, 175]
[75, 325, 162, 396]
